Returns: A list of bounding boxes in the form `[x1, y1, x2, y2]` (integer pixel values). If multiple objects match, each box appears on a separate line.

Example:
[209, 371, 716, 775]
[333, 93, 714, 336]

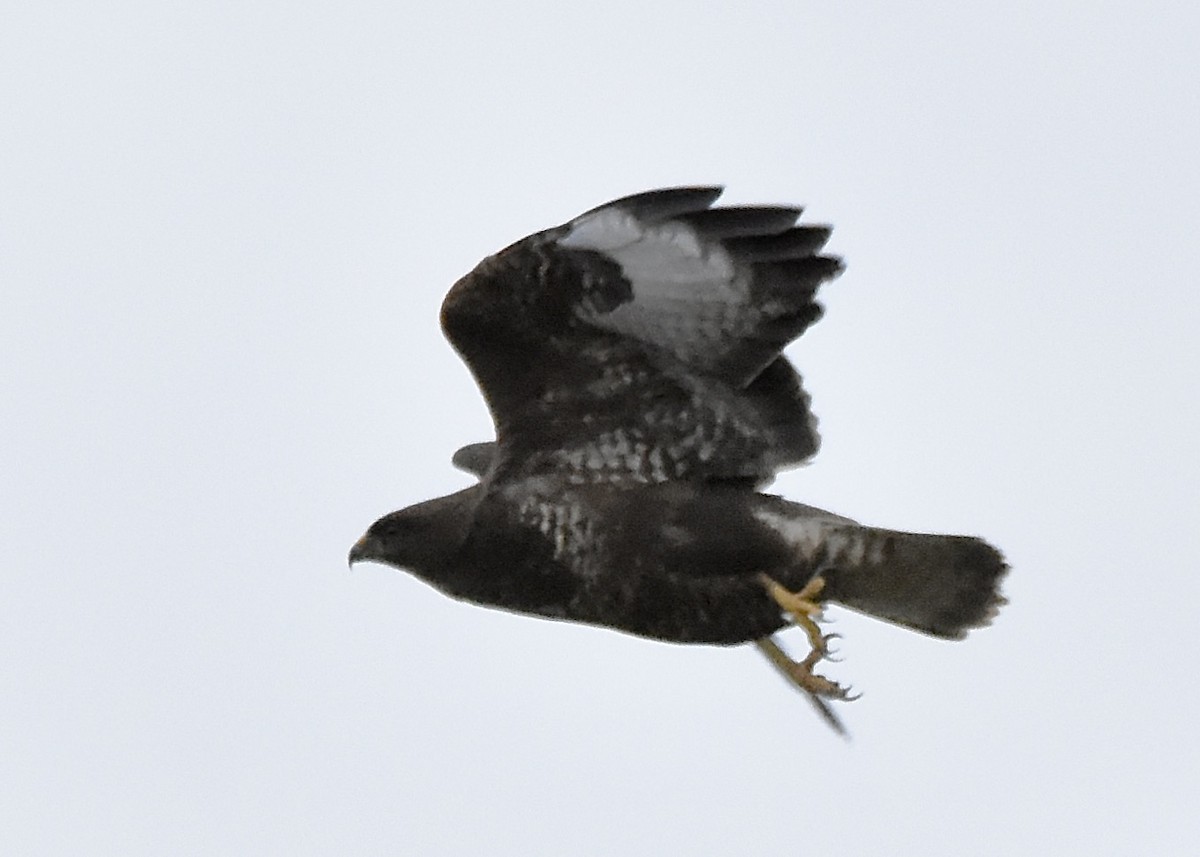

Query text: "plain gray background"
[4, 2, 1198, 854]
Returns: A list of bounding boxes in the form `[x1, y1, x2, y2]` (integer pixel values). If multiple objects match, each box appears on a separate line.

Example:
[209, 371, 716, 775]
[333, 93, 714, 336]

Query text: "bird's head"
[348, 489, 478, 577]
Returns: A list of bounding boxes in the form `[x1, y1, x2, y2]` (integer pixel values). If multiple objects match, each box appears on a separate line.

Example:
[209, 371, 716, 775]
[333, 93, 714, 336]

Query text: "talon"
[823, 632, 843, 659]
[754, 636, 858, 735]
[755, 574, 859, 733]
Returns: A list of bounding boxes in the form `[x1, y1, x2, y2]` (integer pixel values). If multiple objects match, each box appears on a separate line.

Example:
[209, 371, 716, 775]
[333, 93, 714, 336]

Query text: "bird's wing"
[439, 187, 844, 485]
[451, 442, 495, 478]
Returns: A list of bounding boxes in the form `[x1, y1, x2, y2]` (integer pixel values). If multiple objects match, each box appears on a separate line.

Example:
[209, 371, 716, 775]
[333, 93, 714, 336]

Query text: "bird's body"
[359, 478, 1001, 646]
[351, 186, 1007, 730]
[361, 480, 794, 644]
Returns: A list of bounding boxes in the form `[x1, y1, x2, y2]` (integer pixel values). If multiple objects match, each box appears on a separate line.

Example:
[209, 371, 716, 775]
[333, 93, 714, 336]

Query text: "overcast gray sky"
[4, 2, 1199, 854]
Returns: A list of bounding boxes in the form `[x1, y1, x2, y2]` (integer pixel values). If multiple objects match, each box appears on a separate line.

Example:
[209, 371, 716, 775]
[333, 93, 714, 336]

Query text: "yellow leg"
[756, 573, 859, 734]
[758, 573, 830, 655]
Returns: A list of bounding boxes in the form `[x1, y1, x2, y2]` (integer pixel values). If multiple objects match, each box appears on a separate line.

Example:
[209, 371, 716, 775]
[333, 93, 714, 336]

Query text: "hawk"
[350, 187, 1006, 732]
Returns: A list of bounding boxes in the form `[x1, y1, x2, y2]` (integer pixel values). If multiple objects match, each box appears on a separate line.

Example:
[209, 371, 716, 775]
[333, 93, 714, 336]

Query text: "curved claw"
[803, 674, 849, 699]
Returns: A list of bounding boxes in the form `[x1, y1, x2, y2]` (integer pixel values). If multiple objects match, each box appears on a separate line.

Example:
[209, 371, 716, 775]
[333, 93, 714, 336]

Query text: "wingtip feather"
[576, 186, 725, 224]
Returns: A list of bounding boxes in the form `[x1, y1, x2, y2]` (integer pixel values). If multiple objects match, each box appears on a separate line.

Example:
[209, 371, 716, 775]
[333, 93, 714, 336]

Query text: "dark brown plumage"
[350, 187, 1007, 731]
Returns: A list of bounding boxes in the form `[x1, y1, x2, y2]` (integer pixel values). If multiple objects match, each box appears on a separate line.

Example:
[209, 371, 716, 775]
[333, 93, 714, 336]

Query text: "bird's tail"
[756, 502, 1008, 639]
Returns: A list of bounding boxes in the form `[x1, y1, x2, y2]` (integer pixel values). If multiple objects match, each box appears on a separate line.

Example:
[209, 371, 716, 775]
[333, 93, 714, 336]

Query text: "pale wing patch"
[559, 207, 644, 252]
[561, 208, 741, 303]
[560, 209, 752, 368]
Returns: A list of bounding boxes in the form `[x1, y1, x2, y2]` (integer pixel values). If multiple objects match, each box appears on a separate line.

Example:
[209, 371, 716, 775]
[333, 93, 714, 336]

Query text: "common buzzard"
[350, 187, 1006, 732]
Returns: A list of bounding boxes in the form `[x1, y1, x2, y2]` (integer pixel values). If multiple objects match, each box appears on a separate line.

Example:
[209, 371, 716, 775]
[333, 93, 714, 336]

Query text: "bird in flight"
[349, 186, 1007, 733]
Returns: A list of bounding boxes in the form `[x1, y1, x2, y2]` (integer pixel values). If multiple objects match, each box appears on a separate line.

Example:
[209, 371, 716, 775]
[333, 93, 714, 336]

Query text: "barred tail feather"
[753, 504, 1007, 639]
[818, 529, 1008, 639]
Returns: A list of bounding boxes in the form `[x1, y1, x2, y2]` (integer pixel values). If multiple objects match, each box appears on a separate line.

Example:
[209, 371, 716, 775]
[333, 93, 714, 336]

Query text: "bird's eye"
[374, 519, 402, 539]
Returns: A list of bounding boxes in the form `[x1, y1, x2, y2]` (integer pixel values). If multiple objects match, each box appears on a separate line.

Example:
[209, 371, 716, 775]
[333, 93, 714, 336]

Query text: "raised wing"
[439, 187, 843, 485]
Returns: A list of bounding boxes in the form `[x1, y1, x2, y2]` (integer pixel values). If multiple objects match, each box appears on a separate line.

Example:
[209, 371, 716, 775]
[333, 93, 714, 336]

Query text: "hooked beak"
[348, 532, 377, 567]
